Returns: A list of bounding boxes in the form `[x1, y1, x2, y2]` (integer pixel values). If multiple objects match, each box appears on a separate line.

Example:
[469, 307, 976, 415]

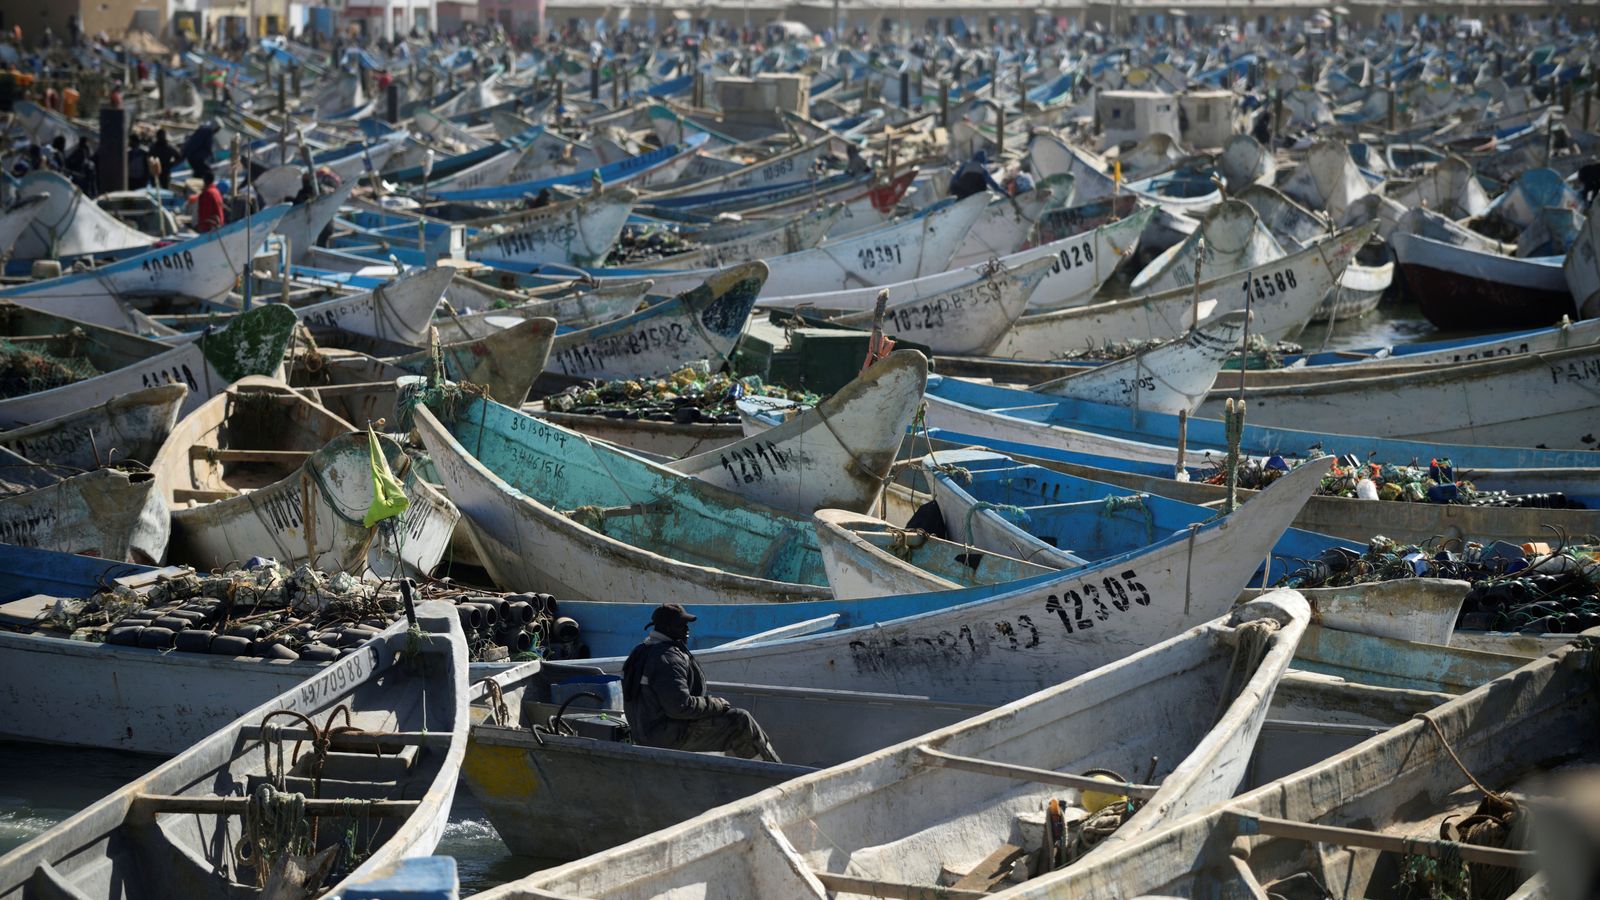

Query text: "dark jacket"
[621, 632, 720, 748]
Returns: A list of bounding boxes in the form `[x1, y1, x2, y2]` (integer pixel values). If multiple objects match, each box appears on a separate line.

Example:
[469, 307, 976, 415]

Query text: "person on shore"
[150, 129, 181, 190]
[621, 604, 782, 762]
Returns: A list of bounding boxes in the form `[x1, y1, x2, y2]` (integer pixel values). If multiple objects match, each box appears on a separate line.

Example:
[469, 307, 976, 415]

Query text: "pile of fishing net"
[1277, 536, 1599, 634]
[0, 338, 100, 398]
[1211, 455, 1583, 509]
[544, 363, 819, 424]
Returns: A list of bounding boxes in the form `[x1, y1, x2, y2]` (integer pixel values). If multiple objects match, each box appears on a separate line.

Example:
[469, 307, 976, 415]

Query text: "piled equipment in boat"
[1219, 455, 1587, 509]
[46, 559, 586, 662]
[1279, 536, 1599, 634]
[543, 363, 818, 425]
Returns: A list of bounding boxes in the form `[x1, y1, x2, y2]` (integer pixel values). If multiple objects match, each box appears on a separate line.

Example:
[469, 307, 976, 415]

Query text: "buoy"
[1080, 772, 1127, 814]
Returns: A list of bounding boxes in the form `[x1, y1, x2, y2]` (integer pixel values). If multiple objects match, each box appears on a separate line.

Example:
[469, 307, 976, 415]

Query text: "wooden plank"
[1231, 813, 1540, 869]
[811, 871, 987, 900]
[238, 726, 452, 750]
[172, 488, 238, 503]
[951, 842, 1029, 892]
[915, 746, 1161, 800]
[133, 794, 419, 817]
[188, 447, 314, 463]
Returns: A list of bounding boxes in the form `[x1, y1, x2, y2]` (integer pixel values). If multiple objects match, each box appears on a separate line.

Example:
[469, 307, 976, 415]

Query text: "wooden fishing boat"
[0, 206, 292, 331]
[643, 205, 844, 271]
[992, 223, 1374, 357]
[943, 182, 1073, 271]
[1387, 154, 1492, 221]
[648, 137, 842, 199]
[0, 303, 298, 428]
[1030, 310, 1248, 414]
[638, 192, 990, 300]
[666, 350, 926, 515]
[153, 378, 459, 577]
[10, 172, 155, 264]
[993, 634, 1593, 899]
[758, 210, 1150, 315]
[464, 188, 637, 268]
[545, 262, 765, 381]
[1129, 199, 1287, 295]
[434, 276, 649, 339]
[1566, 194, 1600, 319]
[479, 592, 1312, 898]
[922, 448, 1350, 584]
[918, 376, 1600, 482]
[0, 468, 169, 562]
[461, 660, 985, 861]
[0, 383, 185, 469]
[0, 194, 49, 256]
[1392, 210, 1576, 329]
[0, 600, 468, 898]
[428, 134, 709, 203]
[1191, 340, 1600, 450]
[294, 316, 558, 415]
[1218, 133, 1276, 192]
[824, 255, 1056, 355]
[277, 180, 360, 264]
[208, 265, 455, 352]
[1278, 140, 1373, 222]
[407, 382, 835, 604]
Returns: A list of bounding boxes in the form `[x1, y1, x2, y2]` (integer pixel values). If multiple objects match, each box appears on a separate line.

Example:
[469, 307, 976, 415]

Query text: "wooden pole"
[1230, 813, 1539, 870]
[939, 79, 949, 128]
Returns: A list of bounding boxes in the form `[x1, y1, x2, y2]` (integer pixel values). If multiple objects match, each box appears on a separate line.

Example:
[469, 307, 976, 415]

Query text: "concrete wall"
[0, 0, 167, 41]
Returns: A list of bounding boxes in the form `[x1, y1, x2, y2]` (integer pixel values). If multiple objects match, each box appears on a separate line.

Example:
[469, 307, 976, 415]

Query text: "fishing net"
[543, 363, 818, 425]
[0, 338, 100, 398]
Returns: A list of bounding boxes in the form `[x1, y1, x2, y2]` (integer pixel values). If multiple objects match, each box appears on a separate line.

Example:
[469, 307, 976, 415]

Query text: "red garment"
[197, 184, 225, 233]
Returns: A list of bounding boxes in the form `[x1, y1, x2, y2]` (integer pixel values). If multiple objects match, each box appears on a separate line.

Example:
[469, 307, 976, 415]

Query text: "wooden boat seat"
[187, 447, 315, 464]
[237, 727, 451, 751]
[172, 488, 238, 504]
[312, 745, 422, 781]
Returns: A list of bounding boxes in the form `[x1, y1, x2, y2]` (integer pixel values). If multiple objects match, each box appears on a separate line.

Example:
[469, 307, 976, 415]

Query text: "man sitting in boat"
[621, 604, 783, 763]
[949, 149, 1004, 200]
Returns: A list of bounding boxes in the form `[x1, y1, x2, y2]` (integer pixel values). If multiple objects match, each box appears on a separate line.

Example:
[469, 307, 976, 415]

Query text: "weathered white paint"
[1130, 200, 1287, 295]
[1218, 133, 1277, 192]
[1194, 340, 1600, 450]
[643, 192, 988, 300]
[485, 594, 1310, 899]
[992, 223, 1374, 358]
[0, 206, 290, 331]
[438, 277, 649, 337]
[1239, 578, 1466, 646]
[293, 265, 454, 347]
[649, 205, 844, 271]
[546, 263, 765, 381]
[412, 400, 833, 606]
[760, 211, 1149, 315]
[466, 189, 637, 268]
[1564, 193, 1600, 319]
[0, 383, 185, 470]
[0, 603, 468, 898]
[11, 172, 155, 262]
[155, 378, 458, 577]
[1385, 154, 1491, 220]
[275, 179, 360, 264]
[831, 255, 1056, 355]
[1279, 140, 1372, 222]
[994, 637, 1594, 899]
[1033, 310, 1249, 415]
[670, 351, 927, 515]
[0, 469, 169, 563]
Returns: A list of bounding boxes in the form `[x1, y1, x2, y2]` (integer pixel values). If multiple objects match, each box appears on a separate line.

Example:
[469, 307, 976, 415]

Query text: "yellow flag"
[363, 427, 411, 528]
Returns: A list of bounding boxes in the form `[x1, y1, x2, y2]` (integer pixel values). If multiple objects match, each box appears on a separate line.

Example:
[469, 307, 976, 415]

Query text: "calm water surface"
[0, 299, 1484, 894]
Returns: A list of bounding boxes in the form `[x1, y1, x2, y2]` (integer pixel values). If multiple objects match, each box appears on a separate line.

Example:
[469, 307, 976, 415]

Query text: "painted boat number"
[553, 323, 691, 376]
[139, 363, 201, 392]
[140, 249, 196, 277]
[717, 440, 791, 483]
[857, 244, 904, 270]
[1048, 240, 1094, 275]
[1241, 267, 1298, 302]
[294, 651, 367, 709]
[847, 568, 1151, 661]
[495, 223, 578, 257]
[1045, 569, 1150, 633]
